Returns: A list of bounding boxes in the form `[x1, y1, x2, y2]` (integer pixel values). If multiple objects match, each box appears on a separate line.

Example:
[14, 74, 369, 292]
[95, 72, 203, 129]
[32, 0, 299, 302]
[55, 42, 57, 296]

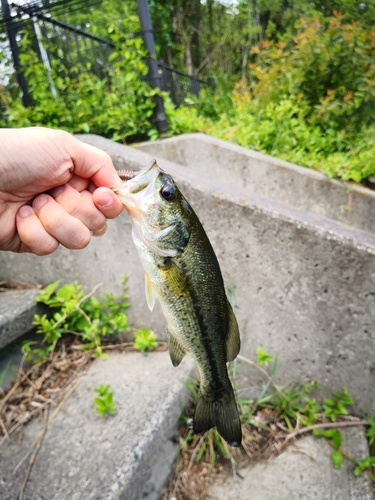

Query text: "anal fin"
[225, 300, 241, 362]
[168, 331, 187, 367]
[193, 393, 215, 435]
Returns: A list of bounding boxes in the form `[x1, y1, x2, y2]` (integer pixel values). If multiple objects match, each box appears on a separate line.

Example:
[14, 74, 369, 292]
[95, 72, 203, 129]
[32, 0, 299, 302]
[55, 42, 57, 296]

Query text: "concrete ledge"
[0, 289, 41, 349]
[0, 351, 194, 500]
[135, 133, 375, 234]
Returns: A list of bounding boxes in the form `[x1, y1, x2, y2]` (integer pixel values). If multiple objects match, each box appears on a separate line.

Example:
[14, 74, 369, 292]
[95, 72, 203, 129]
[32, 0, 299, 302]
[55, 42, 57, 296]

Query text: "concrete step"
[208, 427, 374, 500]
[1, 349, 373, 499]
[0, 351, 194, 500]
[0, 288, 41, 350]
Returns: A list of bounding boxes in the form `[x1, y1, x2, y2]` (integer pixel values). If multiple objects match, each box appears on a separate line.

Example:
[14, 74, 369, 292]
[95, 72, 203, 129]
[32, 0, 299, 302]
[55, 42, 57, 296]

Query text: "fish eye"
[160, 185, 176, 201]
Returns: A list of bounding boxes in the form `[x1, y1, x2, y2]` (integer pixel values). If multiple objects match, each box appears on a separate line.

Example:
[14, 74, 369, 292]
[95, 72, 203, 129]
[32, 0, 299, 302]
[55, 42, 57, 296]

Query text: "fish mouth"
[112, 159, 160, 214]
[113, 159, 158, 195]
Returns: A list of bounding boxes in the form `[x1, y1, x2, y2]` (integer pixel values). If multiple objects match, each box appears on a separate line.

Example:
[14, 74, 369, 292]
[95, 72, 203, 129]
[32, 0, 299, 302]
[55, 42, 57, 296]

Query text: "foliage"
[25, 278, 130, 361]
[62, 0, 139, 40]
[354, 456, 375, 480]
[323, 387, 354, 422]
[133, 327, 158, 353]
[169, 15, 375, 183]
[313, 428, 344, 467]
[250, 16, 375, 132]
[151, 0, 375, 80]
[163, 98, 198, 136]
[366, 417, 375, 455]
[93, 383, 116, 417]
[256, 346, 273, 366]
[0, 22, 158, 142]
[2, 2, 375, 184]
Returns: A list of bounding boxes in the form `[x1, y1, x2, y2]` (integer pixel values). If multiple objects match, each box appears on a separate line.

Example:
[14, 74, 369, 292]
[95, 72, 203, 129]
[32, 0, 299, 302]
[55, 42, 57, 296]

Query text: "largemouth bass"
[113, 160, 242, 446]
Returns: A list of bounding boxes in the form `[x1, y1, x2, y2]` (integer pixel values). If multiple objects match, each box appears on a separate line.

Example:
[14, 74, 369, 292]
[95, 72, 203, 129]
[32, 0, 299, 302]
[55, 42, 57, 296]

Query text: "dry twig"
[16, 410, 48, 500]
[268, 419, 369, 461]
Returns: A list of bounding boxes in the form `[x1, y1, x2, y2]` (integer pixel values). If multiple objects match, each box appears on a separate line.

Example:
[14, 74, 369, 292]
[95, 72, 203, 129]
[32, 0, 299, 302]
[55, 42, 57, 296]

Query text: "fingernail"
[18, 205, 33, 218]
[98, 192, 113, 208]
[33, 195, 48, 211]
[91, 224, 108, 237]
[49, 185, 64, 198]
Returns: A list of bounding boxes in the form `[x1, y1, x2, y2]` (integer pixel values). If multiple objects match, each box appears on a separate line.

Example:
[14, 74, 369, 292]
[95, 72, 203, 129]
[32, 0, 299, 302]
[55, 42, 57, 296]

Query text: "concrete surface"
[208, 427, 374, 500]
[135, 133, 375, 234]
[0, 351, 194, 500]
[0, 135, 374, 415]
[0, 289, 41, 350]
[0, 332, 41, 392]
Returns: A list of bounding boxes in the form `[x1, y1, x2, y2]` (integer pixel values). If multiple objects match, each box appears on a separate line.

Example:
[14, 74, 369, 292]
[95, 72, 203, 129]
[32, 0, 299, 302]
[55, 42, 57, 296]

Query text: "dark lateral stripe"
[178, 262, 228, 396]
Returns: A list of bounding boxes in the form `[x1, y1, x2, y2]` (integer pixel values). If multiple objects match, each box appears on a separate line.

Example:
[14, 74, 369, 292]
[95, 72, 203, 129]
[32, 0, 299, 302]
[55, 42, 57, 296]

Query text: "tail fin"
[193, 389, 242, 447]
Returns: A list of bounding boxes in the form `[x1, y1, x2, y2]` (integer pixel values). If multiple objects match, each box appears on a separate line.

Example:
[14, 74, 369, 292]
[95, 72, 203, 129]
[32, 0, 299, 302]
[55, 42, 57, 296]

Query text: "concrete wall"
[135, 133, 375, 235]
[1, 134, 374, 414]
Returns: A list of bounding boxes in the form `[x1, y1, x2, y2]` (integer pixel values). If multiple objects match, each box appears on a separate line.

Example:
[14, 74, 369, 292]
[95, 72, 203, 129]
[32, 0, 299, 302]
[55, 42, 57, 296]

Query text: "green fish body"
[113, 160, 242, 446]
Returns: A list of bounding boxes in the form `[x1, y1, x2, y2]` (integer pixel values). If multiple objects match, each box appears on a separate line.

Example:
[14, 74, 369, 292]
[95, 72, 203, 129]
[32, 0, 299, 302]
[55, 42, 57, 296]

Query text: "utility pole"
[136, 0, 168, 135]
[1, 0, 31, 107]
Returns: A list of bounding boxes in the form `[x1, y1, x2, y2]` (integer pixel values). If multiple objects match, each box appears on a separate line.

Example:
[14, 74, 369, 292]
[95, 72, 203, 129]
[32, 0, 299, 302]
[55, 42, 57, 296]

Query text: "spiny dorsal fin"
[226, 300, 240, 362]
[145, 273, 156, 311]
[168, 330, 187, 367]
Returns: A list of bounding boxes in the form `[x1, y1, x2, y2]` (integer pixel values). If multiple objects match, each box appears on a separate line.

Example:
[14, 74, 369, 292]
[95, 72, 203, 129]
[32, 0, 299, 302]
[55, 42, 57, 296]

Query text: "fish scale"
[113, 160, 242, 447]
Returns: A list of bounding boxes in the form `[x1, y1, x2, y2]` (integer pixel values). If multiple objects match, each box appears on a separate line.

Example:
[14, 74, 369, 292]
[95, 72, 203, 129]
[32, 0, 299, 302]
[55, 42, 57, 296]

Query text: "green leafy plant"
[178, 345, 375, 481]
[256, 346, 274, 366]
[323, 387, 354, 422]
[246, 374, 321, 432]
[313, 428, 343, 468]
[168, 15, 375, 184]
[28, 277, 130, 361]
[351, 417, 375, 481]
[93, 383, 116, 417]
[133, 327, 158, 353]
[366, 417, 375, 455]
[0, 19, 158, 143]
[354, 456, 375, 480]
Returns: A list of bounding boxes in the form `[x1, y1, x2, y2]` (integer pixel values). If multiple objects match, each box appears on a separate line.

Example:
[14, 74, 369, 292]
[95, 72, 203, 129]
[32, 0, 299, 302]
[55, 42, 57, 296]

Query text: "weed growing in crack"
[23, 276, 130, 361]
[166, 346, 375, 500]
[93, 383, 116, 417]
[133, 327, 158, 353]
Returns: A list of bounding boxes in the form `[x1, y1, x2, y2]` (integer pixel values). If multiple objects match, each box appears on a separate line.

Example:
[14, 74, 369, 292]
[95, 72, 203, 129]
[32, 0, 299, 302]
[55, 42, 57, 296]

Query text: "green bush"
[0, 29, 158, 143]
[170, 15, 375, 183]
[2, 12, 375, 183]
[250, 15, 375, 133]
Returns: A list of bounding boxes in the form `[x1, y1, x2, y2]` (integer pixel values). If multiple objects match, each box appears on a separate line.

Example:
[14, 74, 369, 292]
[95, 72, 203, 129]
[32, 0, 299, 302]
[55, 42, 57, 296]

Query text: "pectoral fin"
[168, 330, 187, 367]
[145, 273, 156, 311]
[225, 300, 240, 362]
[159, 259, 192, 297]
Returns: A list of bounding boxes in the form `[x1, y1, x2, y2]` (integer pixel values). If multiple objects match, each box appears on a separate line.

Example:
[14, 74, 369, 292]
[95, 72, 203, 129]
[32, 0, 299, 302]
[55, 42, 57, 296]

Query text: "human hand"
[0, 127, 124, 255]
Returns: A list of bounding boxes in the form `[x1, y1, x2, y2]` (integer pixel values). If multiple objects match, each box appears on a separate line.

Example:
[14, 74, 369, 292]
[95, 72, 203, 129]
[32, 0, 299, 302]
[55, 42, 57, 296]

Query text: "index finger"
[67, 139, 122, 189]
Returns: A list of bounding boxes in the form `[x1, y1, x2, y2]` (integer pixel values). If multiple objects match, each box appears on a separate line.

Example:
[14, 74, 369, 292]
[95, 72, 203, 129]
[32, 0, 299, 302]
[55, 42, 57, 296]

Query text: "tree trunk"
[185, 36, 194, 75]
